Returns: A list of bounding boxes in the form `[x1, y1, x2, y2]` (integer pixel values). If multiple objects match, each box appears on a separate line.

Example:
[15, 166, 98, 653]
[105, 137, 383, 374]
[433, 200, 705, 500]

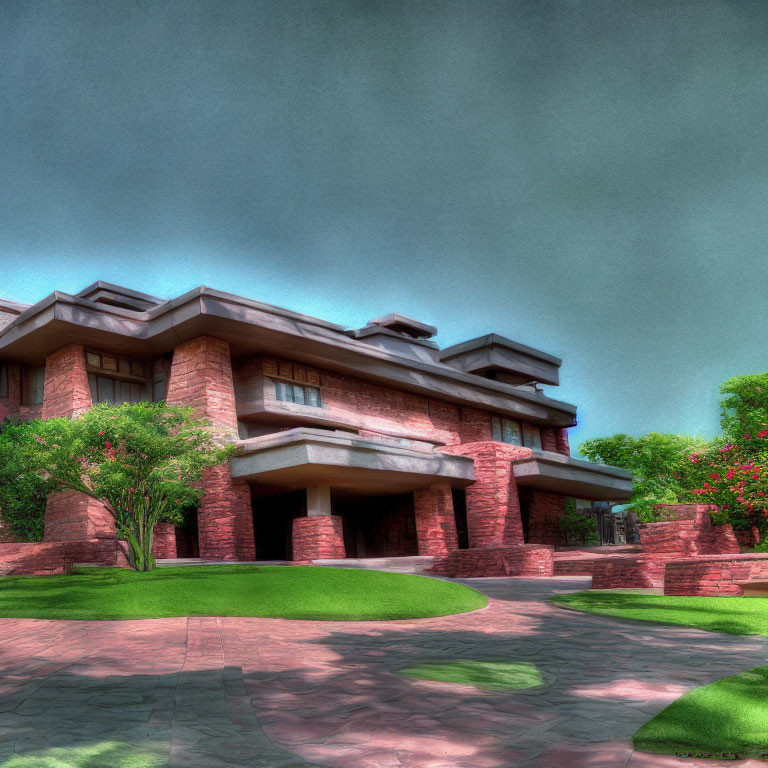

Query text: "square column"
[413, 483, 459, 558]
[292, 515, 346, 561]
[167, 336, 255, 560]
[442, 442, 532, 547]
[42, 344, 93, 419]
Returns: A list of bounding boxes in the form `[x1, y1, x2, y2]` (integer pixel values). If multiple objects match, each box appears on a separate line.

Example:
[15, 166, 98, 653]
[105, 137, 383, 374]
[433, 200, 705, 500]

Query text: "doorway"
[334, 493, 417, 558]
[252, 490, 306, 560]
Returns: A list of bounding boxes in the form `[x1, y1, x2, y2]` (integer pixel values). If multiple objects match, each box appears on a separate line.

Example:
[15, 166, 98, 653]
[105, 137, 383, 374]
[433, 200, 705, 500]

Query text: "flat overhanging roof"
[511, 451, 634, 502]
[231, 428, 475, 494]
[0, 285, 578, 427]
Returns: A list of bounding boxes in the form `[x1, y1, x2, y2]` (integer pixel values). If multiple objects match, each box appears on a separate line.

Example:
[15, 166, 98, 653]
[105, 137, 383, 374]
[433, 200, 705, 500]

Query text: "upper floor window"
[0, 364, 7, 398]
[21, 365, 45, 406]
[491, 416, 541, 450]
[86, 349, 150, 405]
[274, 380, 322, 407]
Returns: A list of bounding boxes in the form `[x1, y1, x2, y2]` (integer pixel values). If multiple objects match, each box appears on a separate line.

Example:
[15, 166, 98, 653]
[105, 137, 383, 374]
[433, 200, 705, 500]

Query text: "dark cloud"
[1, 0, 767, 447]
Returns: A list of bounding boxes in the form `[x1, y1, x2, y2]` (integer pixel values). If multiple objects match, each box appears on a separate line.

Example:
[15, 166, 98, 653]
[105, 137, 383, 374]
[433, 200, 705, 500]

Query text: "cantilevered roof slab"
[511, 451, 633, 502]
[231, 428, 475, 495]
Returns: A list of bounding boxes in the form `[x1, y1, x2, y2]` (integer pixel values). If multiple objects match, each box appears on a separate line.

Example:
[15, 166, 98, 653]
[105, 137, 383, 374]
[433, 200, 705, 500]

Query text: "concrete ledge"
[664, 553, 768, 596]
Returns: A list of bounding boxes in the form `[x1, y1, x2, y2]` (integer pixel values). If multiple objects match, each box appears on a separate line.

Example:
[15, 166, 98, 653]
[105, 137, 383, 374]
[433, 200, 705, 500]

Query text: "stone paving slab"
[0, 575, 766, 766]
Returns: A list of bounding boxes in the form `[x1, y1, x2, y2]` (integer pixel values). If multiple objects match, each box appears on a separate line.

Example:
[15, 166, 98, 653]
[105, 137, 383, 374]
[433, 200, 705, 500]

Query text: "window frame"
[273, 378, 323, 408]
[491, 415, 541, 449]
[0, 364, 7, 398]
[21, 365, 45, 406]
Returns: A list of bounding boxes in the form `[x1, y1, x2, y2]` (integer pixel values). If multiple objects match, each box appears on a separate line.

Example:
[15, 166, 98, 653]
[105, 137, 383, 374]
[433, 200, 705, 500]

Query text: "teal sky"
[2, 0, 767, 450]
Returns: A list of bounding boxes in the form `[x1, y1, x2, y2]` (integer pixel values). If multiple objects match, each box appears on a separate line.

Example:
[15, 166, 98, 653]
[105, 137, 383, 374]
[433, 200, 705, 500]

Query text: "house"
[0, 282, 633, 573]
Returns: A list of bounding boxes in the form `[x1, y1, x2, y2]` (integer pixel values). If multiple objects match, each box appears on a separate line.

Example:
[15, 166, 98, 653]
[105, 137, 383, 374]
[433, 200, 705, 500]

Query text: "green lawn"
[399, 660, 544, 690]
[1, 741, 166, 768]
[633, 666, 768, 759]
[553, 589, 768, 759]
[0, 565, 487, 621]
[551, 589, 768, 636]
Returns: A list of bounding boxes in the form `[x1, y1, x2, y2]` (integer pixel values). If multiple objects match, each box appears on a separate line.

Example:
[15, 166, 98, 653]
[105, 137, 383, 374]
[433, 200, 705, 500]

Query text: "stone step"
[312, 556, 436, 573]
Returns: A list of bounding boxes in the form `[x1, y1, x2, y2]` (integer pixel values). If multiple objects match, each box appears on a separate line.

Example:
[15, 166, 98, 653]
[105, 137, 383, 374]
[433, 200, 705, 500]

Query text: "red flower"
[710, 473, 720, 480]
[758, 430, 768, 438]
[98, 431, 106, 436]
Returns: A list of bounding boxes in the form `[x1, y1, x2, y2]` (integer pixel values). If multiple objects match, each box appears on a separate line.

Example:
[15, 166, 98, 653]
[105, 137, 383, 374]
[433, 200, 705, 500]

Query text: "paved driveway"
[1, 576, 766, 767]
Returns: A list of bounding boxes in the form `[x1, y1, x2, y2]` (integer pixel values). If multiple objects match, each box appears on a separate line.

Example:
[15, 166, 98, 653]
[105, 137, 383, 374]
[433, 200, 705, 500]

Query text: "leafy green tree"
[579, 433, 708, 521]
[0, 420, 57, 541]
[558, 497, 599, 544]
[4, 402, 230, 571]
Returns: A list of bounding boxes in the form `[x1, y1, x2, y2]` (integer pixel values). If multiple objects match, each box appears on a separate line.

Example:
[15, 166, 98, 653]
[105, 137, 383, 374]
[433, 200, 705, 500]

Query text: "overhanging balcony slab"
[231, 428, 475, 494]
[511, 451, 633, 501]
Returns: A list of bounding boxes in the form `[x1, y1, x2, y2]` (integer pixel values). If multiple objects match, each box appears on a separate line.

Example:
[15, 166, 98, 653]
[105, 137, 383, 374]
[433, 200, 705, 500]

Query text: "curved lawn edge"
[549, 589, 768, 637]
[632, 665, 768, 760]
[0, 565, 488, 622]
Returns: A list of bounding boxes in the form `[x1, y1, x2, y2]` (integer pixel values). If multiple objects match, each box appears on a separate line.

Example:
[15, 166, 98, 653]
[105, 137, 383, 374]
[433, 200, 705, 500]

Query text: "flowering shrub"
[582, 372, 768, 538]
[2, 402, 230, 570]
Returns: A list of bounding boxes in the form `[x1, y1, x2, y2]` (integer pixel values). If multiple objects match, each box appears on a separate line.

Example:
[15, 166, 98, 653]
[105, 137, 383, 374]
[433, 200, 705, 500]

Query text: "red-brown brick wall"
[442, 441, 531, 547]
[167, 336, 255, 561]
[664, 554, 768, 596]
[197, 464, 256, 561]
[41, 344, 92, 419]
[292, 515, 346, 560]
[591, 554, 671, 589]
[527, 491, 568, 546]
[431, 544, 555, 578]
[556, 428, 570, 456]
[0, 538, 131, 576]
[167, 336, 239, 436]
[44, 490, 116, 541]
[638, 505, 740, 557]
[413, 484, 459, 557]
[152, 522, 177, 559]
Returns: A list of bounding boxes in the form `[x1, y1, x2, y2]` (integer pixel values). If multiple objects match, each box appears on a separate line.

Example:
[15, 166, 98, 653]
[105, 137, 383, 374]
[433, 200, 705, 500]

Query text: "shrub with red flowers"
[4, 402, 230, 570]
[580, 372, 768, 541]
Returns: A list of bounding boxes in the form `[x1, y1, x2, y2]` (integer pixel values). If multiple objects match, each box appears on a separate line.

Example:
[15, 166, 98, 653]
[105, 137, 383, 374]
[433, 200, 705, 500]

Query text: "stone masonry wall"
[152, 522, 177, 559]
[527, 491, 568, 546]
[413, 484, 459, 558]
[44, 490, 115, 542]
[41, 344, 92, 419]
[442, 442, 531, 547]
[292, 515, 346, 560]
[0, 538, 131, 576]
[638, 505, 740, 557]
[431, 545, 554, 578]
[167, 336, 256, 561]
[664, 554, 768, 596]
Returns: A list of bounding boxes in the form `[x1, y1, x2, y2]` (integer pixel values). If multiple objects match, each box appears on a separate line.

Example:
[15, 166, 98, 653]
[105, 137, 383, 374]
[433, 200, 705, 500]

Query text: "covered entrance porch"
[230, 428, 475, 562]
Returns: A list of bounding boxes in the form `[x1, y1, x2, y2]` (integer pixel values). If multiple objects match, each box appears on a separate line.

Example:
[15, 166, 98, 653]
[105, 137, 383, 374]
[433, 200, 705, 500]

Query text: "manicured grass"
[633, 666, 768, 759]
[399, 660, 544, 690]
[0, 565, 487, 621]
[1, 741, 166, 768]
[551, 589, 768, 636]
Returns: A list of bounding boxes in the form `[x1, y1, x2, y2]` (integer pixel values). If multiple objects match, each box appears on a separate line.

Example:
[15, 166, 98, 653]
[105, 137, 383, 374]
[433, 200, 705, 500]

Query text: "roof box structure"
[439, 333, 561, 386]
[366, 313, 437, 339]
[76, 281, 164, 312]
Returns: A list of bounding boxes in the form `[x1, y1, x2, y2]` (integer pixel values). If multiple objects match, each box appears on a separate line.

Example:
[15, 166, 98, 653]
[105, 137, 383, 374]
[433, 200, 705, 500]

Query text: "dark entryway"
[175, 512, 199, 558]
[451, 489, 469, 549]
[252, 490, 306, 560]
[334, 493, 417, 558]
[519, 487, 534, 543]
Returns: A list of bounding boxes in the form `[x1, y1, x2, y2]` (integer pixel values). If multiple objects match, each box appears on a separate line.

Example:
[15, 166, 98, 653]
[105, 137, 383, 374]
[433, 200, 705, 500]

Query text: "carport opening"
[519, 487, 534, 543]
[452, 489, 469, 549]
[175, 512, 199, 558]
[334, 492, 418, 558]
[252, 489, 306, 560]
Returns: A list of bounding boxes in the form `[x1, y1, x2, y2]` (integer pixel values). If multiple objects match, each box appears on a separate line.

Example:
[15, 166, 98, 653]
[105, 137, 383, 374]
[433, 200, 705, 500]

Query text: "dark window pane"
[0, 365, 7, 398]
[29, 366, 45, 405]
[503, 419, 522, 446]
[130, 361, 144, 377]
[523, 424, 541, 450]
[491, 417, 502, 442]
[87, 351, 101, 367]
[292, 384, 305, 405]
[101, 356, 117, 372]
[97, 376, 115, 405]
[307, 387, 321, 407]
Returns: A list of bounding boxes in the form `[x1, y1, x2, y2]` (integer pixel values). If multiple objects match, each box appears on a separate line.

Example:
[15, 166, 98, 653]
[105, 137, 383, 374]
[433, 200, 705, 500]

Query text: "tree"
[6, 402, 230, 570]
[579, 432, 708, 521]
[0, 420, 57, 541]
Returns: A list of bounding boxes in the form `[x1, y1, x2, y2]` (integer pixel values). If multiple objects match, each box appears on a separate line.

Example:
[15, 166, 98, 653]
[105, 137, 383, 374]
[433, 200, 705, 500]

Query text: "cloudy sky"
[1, 0, 767, 450]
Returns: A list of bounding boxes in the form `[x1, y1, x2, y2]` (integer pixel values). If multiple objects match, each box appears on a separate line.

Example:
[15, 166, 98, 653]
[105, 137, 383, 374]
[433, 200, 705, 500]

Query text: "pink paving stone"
[0, 576, 766, 767]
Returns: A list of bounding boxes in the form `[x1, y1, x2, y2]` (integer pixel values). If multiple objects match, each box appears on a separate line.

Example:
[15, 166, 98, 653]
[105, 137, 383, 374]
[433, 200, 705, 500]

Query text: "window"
[0, 364, 7, 398]
[274, 380, 322, 407]
[86, 349, 150, 405]
[491, 416, 541, 449]
[21, 366, 45, 406]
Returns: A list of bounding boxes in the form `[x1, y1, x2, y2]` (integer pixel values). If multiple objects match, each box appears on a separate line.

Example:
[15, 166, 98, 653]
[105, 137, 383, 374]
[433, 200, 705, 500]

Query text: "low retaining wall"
[591, 554, 675, 590]
[430, 545, 554, 578]
[0, 538, 131, 576]
[664, 553, 768, 596]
